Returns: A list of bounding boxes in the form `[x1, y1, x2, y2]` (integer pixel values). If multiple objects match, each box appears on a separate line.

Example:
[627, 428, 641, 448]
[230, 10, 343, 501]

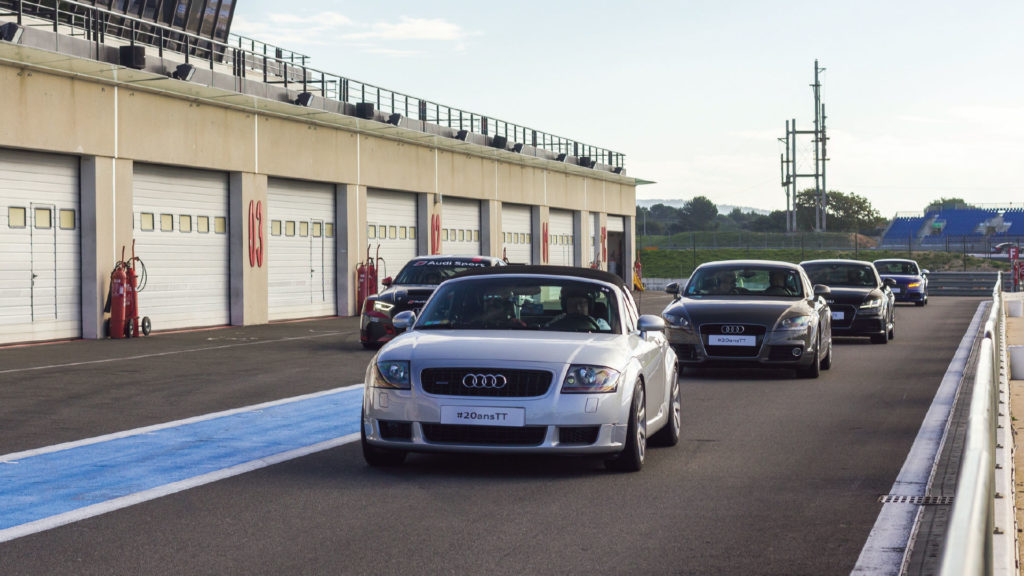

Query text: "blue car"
[872, 259, 929, 306]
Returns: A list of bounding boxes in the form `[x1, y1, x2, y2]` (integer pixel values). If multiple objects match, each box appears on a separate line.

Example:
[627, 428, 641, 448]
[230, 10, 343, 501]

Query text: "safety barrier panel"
[938, 273, 1018, 575]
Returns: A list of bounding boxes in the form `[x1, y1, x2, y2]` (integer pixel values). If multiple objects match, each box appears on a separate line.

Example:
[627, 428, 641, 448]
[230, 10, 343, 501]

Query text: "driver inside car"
[545, 286, 611, 331]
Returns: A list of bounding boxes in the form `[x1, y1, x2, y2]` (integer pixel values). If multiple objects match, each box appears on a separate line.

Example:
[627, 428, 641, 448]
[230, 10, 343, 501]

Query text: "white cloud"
[342, 17, 469, 41]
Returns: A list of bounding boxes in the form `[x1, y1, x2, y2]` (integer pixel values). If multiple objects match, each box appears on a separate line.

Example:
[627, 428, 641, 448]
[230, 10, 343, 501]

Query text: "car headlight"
[373, 360, 411, 389]
[778, 315, 810, 330]
[561, 365, 619, 394]
[662, 310, 692, 331]
[860, 297, 883, 309]
[907, 281, 922, 289]
[373, 300, 395, 314]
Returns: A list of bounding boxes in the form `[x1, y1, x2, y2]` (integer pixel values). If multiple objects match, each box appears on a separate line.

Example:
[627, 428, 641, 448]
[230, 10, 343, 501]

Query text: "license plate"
[891, 288, 901, 294]
[832, 311, 845, 320]
[441, 406, 525, 427]
[708, 334, 755, 346]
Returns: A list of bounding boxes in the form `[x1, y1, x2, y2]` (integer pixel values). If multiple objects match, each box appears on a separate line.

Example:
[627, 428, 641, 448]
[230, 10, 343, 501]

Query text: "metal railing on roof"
[0, 0, 626, 171]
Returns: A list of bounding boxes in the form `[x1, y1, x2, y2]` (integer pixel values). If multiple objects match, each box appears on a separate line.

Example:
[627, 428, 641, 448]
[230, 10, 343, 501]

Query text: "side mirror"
[392, 310, 416, 333]
[382, 276, 394, 288]
[637, 314, 666, 336]
[922, 269, 930, 276]
[813, 284, 831, 297]
[665, 282, 680, 296]
[884, 278, 897, 287]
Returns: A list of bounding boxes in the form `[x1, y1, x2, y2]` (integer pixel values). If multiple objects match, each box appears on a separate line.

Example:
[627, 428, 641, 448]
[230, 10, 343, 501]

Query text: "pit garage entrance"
[132, 164, 230, 331]
[0, 148, 81, 345]
[267, 179, 337, 321]
[501, 203, 532, 264]
[548, 208, 575, 266]
[441, 197, 480, 256]
[366, 189, 418, 283]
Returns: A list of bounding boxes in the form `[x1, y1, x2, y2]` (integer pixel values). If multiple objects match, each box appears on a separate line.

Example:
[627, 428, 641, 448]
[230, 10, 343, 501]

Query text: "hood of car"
[378, 330, 631, 368]
[666, 298, 811, 325]
[823, 287, 882, 305]
[879, 274, 924, 283]
[372, 284, 437, 306]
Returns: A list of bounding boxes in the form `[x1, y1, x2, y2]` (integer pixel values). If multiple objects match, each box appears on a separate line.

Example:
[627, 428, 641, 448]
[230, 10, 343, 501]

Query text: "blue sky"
[231, 0, 1023, 217]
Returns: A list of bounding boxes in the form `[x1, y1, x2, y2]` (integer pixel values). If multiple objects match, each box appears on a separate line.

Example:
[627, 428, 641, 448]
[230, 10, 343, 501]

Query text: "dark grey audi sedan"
[662, 260, 833, 378]
[800, 259, 896, 344]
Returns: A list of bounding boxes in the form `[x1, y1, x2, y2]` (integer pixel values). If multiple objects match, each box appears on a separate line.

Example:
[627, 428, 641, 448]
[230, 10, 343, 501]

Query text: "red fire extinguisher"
[109, 262, 128, 339]
[107, 241, 151, 338]
[356, 244, 380, 313]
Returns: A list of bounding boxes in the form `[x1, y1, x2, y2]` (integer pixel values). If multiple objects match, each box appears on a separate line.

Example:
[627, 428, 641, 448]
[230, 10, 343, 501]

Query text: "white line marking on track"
[0, 433, 360, 544]
[0, 331, 344, 375]
[0, 383, 363, 463]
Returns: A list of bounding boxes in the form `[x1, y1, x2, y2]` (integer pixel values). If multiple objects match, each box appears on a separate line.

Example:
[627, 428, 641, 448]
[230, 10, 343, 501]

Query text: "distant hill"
[637, 198, 771, 216]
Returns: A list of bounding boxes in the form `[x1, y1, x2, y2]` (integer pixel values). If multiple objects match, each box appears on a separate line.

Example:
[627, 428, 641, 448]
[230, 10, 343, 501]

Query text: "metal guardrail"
[0, 0, 625, 170]
[938, 272, 1016, 575]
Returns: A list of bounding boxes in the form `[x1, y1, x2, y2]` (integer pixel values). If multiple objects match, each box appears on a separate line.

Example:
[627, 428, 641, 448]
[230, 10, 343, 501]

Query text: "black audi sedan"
[662, 260, 832, 378]
[873, 258, 929, 306]
[360, 255, 506, 348]
[800, 259, 896, 344]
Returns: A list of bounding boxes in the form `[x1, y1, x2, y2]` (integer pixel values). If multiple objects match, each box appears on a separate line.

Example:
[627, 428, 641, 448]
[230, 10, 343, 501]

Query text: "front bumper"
[362, 374, 631, 455]
[666, 327, 817, 368]
[360, 313, 397, 344]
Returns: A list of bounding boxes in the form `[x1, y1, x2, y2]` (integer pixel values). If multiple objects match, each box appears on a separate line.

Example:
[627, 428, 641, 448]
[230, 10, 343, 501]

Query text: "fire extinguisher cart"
[107, 241, 152, 338]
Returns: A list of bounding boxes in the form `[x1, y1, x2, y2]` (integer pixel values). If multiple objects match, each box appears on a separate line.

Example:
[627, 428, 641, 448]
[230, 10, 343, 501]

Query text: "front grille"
[379, 420, 412, 441]
[830, 304, 857, 328]
[421, 368, 553, 397]
[769, 346, 802, 361]
[421, 423, 547, 445]
[390, 290, 434, 316]
[559, 426, 600, 445]
[700, 324, 766, 358]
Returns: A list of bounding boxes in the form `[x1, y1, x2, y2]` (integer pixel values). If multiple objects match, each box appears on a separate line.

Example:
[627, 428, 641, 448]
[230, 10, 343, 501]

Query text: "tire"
[819, 337, 832, 370]
[141, 316, 152, 336]
[797, 335, 821, 379]
[606, 384, 646, 472]
[888, 316, 895, 340]
[650, 370, 681, 447]
[361, 418, 407, 467]
[870, 330, 888, 344]
[915, 301, 925, 307]
[361, 342, 380, 350]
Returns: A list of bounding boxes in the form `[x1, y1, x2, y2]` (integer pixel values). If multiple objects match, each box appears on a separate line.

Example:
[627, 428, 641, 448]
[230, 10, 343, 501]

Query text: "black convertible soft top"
[452, 265, 630, 292]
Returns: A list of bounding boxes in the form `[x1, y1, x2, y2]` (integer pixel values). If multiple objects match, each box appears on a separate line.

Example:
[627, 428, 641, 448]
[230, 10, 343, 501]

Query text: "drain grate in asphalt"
[877, 495, 954, 505]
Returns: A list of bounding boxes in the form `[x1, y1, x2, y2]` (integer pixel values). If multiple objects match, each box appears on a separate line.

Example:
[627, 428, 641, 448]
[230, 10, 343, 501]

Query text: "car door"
[620, 287, 669, 422]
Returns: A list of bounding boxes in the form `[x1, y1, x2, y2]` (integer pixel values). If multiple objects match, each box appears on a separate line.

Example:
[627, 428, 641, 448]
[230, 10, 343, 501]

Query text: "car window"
[803, 264, 877, 288]
[685, 267, 801, 297]
[417, 278, 620, 333]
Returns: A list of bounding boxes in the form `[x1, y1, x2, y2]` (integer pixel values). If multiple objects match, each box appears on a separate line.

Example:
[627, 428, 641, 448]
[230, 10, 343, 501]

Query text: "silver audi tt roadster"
[662, 260, 833, 378]
[361, 266, 679, 471]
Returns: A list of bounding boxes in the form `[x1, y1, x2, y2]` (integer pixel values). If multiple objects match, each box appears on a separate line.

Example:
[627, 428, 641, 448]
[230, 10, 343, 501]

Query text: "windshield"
[417, 277, 620, 333]
[685, 266, 802, 297]
[392, 259, 493, 285]
[802, 263, 877, 288]
[874, 260, 919, 275]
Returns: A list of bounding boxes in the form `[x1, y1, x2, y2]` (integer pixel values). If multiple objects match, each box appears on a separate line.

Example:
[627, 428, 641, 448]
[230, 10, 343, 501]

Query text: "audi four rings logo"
[721, 325, 745, 334]
[462, 373, 509, 389]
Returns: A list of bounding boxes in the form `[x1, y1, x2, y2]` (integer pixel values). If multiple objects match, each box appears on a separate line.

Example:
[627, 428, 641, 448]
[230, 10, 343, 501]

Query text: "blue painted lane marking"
[0, 386, 364, 533]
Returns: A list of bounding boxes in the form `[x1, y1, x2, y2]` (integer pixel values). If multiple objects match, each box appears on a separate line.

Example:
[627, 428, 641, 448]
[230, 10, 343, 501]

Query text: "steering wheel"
[547, 314, 601, 332]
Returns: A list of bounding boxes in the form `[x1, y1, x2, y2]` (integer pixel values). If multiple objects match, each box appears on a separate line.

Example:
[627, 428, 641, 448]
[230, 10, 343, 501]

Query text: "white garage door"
[442, 197, 480, 255]
[548, 209, 575, 266]
[501, 203, 532, 264]
[133, 164, 229, 331]
[607, 215, 625, 233]
[366, 189, 418, 283]
[0, 149, 81, 344]
[267, 179, 337, 321]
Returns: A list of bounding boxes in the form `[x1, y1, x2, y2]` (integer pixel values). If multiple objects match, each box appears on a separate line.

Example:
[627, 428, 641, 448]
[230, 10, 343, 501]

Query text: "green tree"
[683, 196, 719, 231]
[925, 197, 975, 211]
[794, 189, 885, 232]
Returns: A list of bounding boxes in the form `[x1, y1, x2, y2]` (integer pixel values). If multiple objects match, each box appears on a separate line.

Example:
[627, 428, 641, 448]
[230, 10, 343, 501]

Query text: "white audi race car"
[360, 265, 680, 471]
